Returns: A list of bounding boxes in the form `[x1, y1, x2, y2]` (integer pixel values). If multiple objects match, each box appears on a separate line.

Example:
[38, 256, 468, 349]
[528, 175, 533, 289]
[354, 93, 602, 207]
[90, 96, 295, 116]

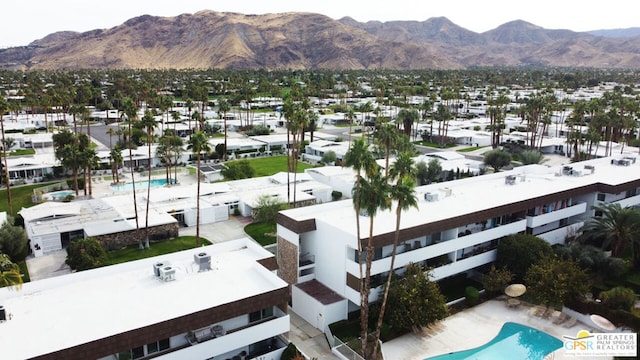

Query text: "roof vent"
[505, 175, 517, 185]
[194, 252, 211, 272]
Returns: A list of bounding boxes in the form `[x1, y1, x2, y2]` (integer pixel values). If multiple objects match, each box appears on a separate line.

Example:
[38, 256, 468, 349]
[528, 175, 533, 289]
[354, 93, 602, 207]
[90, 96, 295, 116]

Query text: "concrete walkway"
[25, 249, 71, 281]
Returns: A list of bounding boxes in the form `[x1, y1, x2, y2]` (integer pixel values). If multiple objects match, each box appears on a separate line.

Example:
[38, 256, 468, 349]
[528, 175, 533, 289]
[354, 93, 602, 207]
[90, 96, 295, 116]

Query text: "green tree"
[599, 286, 636, 311]
[482, 265, 514, 296]
[188, 131, 212, 247]
[0, 219, 29, 262]
[0, 253, 22, 290]
[496, 234, 554, 281]
[524, 255, 589, 307]
[65, 238, 107, 271]
[372, 151, 417, 357]
[122, 97, 140, 235]
[0, 94, 13, 214]
[343, 137, 378, 357]
[519, 150, 546, 165]
[253, 195, 289, 224]
[384, 264, 448, 332]
[217, 98, 231, 161]
[320, 150, 337, 165]
[580, 203, 640, 267]
[221, 160, 255, 180]
[141, 110, 158, 249]
[396, 108, 419, 137]
[483, 149, 512, 172]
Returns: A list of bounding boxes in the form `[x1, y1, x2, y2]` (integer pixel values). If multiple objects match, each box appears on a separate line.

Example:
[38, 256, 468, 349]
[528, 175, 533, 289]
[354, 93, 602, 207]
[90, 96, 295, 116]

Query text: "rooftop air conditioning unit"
[623, 157, 637, 164]
[153, 262, 166, 277]
[571, 170, 582, 177]
[584, 165, 595, 174]
[424, 192, 439, 202]
[619, 159, 631, 166]
[0, 305, 5, 322]
[159, 266, 176, 282]
[505, 175, 517, 185]
[562, 166, 573, 175]
[194, 252, 211, 272]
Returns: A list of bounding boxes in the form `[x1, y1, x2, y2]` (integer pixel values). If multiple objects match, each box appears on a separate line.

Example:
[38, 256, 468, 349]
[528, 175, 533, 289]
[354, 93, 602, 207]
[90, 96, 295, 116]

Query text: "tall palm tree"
[110, 146, 123, 184]
[343, 138, 378, 357]
[371, 151, 418, 357]
[188, 131, 211, 247]
[217, 98, 231, 161]
[0, 96, 12, 215]
[356, 169, 391, 359]
[141, 110, 158, 249]
[581, 203, 640, 267]
[122, 98, 141, 245]
[374, 122, 399, 177]
[346, 107, 356, 147]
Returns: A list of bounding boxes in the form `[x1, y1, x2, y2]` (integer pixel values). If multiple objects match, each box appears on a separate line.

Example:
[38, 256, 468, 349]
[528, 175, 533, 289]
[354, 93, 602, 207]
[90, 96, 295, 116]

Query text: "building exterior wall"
[31, 288, 290, 360]
[277, 235, 298, 286]
[93, 223, 179, 249]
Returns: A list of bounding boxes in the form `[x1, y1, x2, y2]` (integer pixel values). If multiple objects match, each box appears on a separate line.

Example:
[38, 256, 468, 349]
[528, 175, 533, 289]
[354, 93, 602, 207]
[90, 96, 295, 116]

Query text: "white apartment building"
[0, 238, 290, 360]
[276, 155, 640, 328]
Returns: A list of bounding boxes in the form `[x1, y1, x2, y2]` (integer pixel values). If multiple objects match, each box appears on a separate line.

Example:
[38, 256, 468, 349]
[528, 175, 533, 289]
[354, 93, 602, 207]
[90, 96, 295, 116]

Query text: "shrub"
[481, 265, 514, 296]
[0, 219, 29, 262]
[66, 238, 107, 271]
[321, 150, 337, 164]
[331, 190, 342, 201]
[600, 286, 636, 311]
[280, 342, 303, 360]
[465, 286, 480, 305]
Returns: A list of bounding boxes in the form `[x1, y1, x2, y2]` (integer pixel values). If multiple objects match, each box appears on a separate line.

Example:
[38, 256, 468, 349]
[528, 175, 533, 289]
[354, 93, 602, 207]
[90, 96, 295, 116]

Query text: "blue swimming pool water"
[426, 322, 562, 360]
[47, 190, 75, 200]
[111, 178, 175, 191]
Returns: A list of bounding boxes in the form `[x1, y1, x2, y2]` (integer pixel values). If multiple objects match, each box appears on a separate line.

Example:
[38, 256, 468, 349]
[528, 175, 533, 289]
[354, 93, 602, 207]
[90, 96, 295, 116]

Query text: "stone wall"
[94, 223, 179, 250]
[277, 235, 298, 286]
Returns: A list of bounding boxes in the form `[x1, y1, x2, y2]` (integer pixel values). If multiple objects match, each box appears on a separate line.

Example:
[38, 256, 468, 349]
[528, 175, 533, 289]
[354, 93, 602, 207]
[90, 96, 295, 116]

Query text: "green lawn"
[245, 156, 314, 177]
[9, 149, 36, 156]
[244, 222, 277, 246]
[0, 182, 54, 217]
[103, 236, 212, 266]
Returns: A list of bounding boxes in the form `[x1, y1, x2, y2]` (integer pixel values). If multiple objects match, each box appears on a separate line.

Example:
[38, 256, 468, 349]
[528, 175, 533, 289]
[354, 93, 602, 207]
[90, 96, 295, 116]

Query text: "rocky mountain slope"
[1, 10, 639, 70]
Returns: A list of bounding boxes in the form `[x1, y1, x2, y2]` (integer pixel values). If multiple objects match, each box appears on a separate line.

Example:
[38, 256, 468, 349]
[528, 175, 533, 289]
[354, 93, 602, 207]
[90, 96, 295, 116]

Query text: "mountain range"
[1, 10, 639, 70]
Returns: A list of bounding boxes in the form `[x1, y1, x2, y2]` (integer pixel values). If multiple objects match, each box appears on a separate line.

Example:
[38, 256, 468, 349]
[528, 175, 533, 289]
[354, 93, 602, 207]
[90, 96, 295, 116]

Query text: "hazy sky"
[2, 0, 638, 47]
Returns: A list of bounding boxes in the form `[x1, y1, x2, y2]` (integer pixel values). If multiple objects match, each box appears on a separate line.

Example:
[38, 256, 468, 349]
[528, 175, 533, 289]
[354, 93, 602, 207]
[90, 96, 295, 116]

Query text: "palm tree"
[0, 254, 22, 290]
[110, 146, 123, 184]
[371, 151, 418, 357]
[346, 107, 356, 147]
[343, 138, 378, 358]
[217, 98, 231, 161]
[356, 169, 391, 359]
[0, 96, 12, 215]
[580, 203, 640, 267]
[188, 131, 211, 247]
[374, 122, 399, 177]
[122, 98, 141, 245]
[141, 110, 158, 249]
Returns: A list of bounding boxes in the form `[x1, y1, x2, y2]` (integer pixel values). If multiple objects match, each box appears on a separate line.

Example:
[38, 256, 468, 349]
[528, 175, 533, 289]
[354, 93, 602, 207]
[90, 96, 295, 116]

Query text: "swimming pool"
[426, 322, 562, 360]
[111, 178, 175, 191]
[44, 190, 75, 201]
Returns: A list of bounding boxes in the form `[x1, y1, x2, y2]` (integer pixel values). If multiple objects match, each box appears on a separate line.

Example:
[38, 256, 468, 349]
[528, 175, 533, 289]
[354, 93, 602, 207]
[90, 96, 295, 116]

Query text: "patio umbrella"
[591, 314, 616, 331]
[505, 284, 526, 298]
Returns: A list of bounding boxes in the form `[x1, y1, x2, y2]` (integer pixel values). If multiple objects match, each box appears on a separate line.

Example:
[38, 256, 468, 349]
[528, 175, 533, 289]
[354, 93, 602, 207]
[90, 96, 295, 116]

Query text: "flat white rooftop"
[280, 156, 640, 238]
[0, 238, 286, 359]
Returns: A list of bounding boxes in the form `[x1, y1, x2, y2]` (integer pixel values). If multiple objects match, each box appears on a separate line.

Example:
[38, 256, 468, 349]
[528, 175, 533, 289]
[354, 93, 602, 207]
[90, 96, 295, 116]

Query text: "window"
[146, 338, 170, 354]
[250, 307, 274, 322]
[597, 193, 606, 201]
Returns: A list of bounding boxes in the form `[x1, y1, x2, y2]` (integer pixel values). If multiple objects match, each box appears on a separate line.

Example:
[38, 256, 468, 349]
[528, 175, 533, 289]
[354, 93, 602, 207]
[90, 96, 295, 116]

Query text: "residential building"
[276, 155, 640, 328]
[0, 238, 290, 360]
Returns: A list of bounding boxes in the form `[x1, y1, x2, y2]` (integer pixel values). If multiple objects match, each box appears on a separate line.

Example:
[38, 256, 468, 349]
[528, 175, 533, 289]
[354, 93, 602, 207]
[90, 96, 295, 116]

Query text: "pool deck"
[382, 299, 614, 360]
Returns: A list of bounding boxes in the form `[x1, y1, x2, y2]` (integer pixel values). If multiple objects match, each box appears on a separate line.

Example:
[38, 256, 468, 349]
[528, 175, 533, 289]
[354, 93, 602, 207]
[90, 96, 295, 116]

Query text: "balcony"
[526, 202, 587, 228]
